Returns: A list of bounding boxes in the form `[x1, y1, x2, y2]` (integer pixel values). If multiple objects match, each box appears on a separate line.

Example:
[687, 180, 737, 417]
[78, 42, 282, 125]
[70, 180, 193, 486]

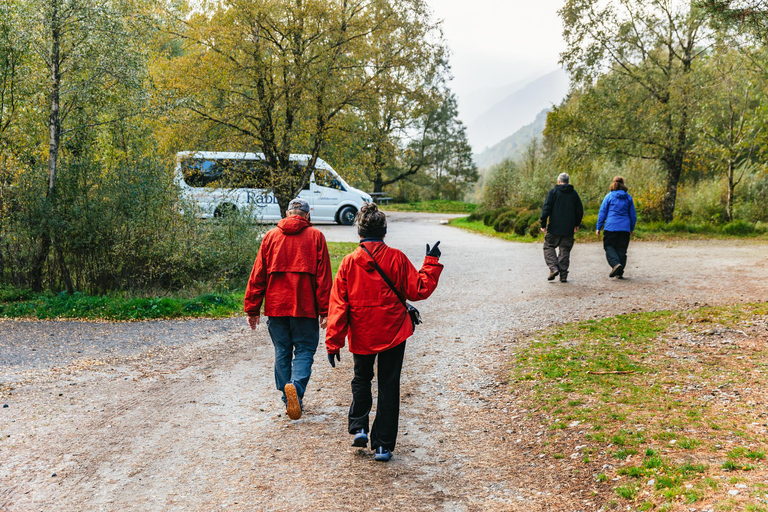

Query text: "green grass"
[0, 241, 358, 321]
[383, 200, 477, 214]
[513, 303, 768, 508]
[449, 217, 543, 243]
[449, 215, 768, 243]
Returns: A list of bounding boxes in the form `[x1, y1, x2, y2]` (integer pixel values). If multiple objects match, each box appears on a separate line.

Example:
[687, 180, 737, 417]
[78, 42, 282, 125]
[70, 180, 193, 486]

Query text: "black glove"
[426, 241, 441, 258]
[328, 352, 340, 368]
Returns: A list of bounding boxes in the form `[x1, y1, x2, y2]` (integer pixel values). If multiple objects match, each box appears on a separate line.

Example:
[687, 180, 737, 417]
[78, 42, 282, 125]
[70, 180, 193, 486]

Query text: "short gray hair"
[558, 173, 570, 184]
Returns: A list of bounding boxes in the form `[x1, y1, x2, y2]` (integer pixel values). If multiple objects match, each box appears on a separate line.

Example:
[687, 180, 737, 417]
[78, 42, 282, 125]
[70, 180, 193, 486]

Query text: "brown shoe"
[284, 383, 302, 420]
[548, 270, 560, 281]
[560, 272, 568, 283]
[609, 264, 623, 278]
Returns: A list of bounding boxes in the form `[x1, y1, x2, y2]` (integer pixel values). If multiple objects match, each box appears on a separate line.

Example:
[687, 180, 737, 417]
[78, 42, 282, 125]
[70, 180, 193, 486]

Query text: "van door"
[311, 169, 343, 222]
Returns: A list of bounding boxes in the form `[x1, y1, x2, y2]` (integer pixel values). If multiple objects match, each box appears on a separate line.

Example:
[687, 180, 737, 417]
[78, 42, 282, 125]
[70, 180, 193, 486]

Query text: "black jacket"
[540, 184, 584, 237]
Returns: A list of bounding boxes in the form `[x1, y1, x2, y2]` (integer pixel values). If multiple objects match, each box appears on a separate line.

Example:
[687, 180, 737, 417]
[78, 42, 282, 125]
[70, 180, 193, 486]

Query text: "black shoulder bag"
[360, 244, 422, 329]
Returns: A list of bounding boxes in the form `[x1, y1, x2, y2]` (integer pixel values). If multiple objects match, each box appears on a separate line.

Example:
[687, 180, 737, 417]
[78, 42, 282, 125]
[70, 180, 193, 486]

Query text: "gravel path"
[1, 212, 767, 511]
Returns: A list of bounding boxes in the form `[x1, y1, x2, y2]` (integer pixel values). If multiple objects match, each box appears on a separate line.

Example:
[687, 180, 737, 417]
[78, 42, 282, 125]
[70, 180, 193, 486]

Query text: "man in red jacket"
[244, 198, 332, 420]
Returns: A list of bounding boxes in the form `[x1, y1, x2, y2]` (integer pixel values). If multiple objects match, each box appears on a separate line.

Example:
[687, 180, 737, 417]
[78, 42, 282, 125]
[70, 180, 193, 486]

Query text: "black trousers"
[348, 341, 406, 452]
[603, 230, 631, 270]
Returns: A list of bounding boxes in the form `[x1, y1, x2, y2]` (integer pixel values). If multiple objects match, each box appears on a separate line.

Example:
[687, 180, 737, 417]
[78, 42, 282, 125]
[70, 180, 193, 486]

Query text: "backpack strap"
[360, 244, 408, 309]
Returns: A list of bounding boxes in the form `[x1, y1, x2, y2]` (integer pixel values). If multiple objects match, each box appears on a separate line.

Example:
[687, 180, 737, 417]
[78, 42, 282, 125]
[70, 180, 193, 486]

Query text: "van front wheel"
[337, 206, 356, 226]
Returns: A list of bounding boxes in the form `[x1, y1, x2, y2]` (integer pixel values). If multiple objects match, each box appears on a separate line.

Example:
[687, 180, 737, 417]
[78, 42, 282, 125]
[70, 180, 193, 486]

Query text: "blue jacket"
[597, 190, 637, 232]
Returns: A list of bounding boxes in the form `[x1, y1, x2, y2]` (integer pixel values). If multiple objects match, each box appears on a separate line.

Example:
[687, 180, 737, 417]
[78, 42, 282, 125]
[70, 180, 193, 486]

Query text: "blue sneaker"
[352, 429, 368, 447]
[374, 447, 393, 462]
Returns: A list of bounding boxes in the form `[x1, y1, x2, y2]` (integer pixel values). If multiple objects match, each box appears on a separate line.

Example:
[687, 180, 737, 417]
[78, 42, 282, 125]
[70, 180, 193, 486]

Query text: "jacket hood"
[352, 241, 387, 272]
[277, 215, 312, 235]
[612, 190, 630, 199]
[556, 184, 574, 193]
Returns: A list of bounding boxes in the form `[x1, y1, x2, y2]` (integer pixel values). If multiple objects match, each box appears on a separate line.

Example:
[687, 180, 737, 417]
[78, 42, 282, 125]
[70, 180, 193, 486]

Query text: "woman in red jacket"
[325, 203, 443, 462]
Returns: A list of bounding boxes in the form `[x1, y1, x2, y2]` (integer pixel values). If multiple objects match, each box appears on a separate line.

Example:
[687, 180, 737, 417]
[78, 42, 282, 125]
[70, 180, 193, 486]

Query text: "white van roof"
[176, 151, 334, 171]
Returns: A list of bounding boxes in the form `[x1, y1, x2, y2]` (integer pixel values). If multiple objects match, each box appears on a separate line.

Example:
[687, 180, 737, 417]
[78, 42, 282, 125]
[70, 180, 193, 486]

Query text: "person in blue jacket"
[595, 176, 637, 278]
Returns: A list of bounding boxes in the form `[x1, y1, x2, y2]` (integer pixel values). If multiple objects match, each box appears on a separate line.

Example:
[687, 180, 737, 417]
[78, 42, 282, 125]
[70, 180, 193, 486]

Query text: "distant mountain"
[474, 108, 550, 171]
[466, 69, 568, 151]
[457, 72, 541, 123]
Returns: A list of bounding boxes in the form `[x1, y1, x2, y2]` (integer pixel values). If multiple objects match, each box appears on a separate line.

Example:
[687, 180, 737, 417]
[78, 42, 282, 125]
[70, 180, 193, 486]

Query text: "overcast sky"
[427, 0, 566, 100]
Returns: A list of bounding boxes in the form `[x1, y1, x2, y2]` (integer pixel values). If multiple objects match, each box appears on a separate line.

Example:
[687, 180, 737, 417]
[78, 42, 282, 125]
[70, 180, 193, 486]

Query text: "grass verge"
[449, 216, 768, 243]
[513, 303, 768, 510]
[383, 200, 477, 214]
[0, 241, 359, 321]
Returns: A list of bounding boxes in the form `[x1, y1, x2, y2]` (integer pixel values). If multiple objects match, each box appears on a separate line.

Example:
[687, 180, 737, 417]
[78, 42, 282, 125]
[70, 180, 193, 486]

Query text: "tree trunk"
[726, 160, 735, 222]
[661, 150, 683, 223]
[31, 0, 61, 292]
[373, 175, 383, 194]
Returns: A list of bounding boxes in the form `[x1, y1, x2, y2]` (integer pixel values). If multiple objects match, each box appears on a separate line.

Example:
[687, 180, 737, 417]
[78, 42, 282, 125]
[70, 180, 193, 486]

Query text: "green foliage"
[0, 241, 354, 320]
[1, 157, 264, 293]
[492, 211, 517, 233]
[614, 484, 639, 500]
[383, 200, 477, 214]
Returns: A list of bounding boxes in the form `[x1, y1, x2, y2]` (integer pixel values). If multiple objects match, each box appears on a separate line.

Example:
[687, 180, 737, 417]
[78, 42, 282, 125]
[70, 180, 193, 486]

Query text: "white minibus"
[175, 151, 372, 225]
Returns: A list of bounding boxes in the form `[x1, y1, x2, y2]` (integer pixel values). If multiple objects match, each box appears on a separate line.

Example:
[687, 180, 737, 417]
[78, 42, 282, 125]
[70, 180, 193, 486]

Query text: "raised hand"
[426, 241, 441, 258]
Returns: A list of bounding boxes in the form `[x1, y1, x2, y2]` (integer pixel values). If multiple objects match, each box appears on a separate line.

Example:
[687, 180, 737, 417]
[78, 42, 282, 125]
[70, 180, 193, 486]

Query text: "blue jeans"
[267, 316, 319, 404]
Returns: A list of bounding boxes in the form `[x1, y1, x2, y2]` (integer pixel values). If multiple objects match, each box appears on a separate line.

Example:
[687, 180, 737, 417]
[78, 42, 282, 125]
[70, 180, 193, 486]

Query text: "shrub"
[580, 213, 598, 231]
[493, 211, 517, 233]
[467, 209, 484, 222]
[514, 211, 535, 236]
[528, 219, 542, 237]
[720, 219, 756, 235]
[0, 157, 263, 294]
[483, 208, 508, 226]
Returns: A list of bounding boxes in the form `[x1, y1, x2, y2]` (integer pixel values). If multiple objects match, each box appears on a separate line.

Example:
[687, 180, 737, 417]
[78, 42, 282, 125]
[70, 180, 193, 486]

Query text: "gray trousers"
[543, 233, 575, 274]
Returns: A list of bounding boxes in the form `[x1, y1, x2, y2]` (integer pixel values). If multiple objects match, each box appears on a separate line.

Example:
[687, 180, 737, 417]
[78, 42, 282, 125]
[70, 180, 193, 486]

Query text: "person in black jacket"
[539, 173, 584, 283]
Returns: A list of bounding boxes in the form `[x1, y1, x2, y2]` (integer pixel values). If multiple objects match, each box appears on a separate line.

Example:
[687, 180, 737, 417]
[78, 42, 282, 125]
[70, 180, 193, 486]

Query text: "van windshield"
[314, 169, 346, 191]
[180, 158, 273, 189]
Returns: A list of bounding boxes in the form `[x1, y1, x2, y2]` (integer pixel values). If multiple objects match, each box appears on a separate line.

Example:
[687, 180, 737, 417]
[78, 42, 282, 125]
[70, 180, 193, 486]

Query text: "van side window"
[314, 169, 345, 191]
[181, 158, 270, 188]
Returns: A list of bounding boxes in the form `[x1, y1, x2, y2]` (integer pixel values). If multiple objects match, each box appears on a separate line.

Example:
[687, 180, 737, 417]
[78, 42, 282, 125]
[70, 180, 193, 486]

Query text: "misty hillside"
[473, 108, 549, 171]
[458, 73, 540, 123]
[466, 69, 568, 151]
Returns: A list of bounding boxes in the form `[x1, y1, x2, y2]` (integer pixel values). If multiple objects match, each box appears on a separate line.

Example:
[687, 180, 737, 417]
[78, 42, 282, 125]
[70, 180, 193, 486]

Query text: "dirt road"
[2, 212, 766, 511]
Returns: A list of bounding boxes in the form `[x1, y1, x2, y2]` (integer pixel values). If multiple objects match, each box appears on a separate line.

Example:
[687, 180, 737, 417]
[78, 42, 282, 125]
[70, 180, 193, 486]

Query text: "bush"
[483, 208, 508, 226]
[467, 210, 484, 222]
[0, 157, 263, 294]
[493, 211, 517, 233]
[720, 219, 756, 235]
[514, 211, 536, 236]
[580, 213, 599, 231]
[528, 219, 542, 237]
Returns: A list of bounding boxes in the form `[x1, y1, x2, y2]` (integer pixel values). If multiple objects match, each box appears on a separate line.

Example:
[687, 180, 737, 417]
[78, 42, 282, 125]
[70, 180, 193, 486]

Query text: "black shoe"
[609, 264, 623, 278]
[560, 272, 568, 283]
[547, 270, 560, 281]
[352, 429, 368, 447]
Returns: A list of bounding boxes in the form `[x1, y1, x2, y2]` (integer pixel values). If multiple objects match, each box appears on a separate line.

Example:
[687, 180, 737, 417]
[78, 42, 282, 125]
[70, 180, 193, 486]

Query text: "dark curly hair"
[355, 202, 387, 238]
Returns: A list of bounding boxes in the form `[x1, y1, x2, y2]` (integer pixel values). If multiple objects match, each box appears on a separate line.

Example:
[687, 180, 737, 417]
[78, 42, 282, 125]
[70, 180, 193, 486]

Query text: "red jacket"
[244, 216, 332, 318]
[325, 241, 443, 355]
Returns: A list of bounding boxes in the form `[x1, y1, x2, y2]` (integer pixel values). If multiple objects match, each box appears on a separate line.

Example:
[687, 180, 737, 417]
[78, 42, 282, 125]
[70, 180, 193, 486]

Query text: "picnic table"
[369, 192, 393, 205]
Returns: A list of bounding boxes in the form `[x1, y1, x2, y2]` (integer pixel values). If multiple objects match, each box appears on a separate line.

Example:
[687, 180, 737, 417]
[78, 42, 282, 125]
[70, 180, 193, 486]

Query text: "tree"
[156, 0, 439, 216]
[424, 93, 477, 200]
[696, 45, 765, 221]
[556, 0, 711, 221]
[16, 0, 151, 291]
[699, 0, 768, 33]
[0, 1, 24, 148]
